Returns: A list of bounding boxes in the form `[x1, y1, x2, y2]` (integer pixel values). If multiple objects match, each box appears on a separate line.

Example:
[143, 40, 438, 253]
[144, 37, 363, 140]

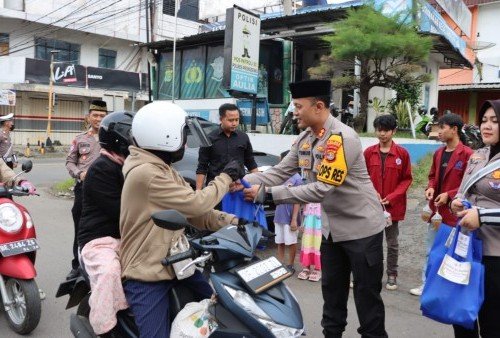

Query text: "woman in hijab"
[451, 99, 500, 338]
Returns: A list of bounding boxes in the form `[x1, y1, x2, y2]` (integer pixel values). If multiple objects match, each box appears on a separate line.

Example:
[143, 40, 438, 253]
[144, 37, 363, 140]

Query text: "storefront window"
[180, 47, 205, 99]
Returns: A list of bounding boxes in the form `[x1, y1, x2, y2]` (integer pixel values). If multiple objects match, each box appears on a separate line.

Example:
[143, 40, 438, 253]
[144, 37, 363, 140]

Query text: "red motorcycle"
[0, 160, 41, 334]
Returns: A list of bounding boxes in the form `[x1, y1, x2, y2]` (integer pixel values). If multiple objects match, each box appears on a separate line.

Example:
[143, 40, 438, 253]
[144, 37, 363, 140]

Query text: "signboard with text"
[224, 6, 261, 95]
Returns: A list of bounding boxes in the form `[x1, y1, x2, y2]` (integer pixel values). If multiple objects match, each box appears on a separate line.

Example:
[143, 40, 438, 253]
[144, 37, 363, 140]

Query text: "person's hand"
[434, 192, 449, 207]
[377, 192, 382, 202]
[451, 198, 465, 214]
[20, 180, 36, 194]
[243, 184, 260, 202]
[222, 160, 245, 182]
[425, 188, 435, 200]
[229, 181, 244, 193]
[79, 171, 87, 181]
[458, 208, 480, 231]
[290, 219, 298, 232]
[298, 225, 304, 233]
[381, 198, 389, 206]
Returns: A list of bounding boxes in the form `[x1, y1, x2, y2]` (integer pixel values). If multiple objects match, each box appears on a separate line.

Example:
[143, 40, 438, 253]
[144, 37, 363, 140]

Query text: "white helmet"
[132, 101, 187, 152]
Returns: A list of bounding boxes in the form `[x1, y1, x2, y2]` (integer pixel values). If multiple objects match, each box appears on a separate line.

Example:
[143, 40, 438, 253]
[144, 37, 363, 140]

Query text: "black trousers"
[453, 256, 500, 338]
[321, 231, 387, 338]
[70, 182, 83, 270]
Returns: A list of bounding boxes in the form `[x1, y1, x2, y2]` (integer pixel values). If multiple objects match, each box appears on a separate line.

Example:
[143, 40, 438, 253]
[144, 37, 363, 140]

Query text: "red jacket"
[364, 142, 413, 221]
[427, 143, 473, 226]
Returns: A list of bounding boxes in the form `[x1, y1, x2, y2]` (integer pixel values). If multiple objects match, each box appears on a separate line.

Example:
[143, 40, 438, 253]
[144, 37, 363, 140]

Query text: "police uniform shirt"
[0, 130, 12, 158]
[244, 114, 385, 242]
[66, 130, 101, 180]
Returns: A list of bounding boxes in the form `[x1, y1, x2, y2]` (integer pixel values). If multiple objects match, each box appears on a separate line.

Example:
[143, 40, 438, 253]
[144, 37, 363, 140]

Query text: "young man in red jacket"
[364, 114, 413, 290]
[410, 113, 473, 296]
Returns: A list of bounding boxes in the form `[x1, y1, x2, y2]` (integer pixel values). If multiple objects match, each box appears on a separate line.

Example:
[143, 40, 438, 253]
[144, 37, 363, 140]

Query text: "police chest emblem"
[395, 158, 402, 165]
[316, 145, 325, 153]
[301, 142, 311, 150]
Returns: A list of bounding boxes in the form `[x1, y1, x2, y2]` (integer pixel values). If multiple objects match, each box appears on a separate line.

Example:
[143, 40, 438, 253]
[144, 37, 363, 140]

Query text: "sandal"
[308, 270, 321, 282]
[297, 269, 310, 280]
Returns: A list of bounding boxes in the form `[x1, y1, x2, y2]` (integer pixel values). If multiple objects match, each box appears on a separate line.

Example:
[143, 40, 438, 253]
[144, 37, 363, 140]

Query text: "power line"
[4, 0, 129, 56]
[2, 0, 103, 55]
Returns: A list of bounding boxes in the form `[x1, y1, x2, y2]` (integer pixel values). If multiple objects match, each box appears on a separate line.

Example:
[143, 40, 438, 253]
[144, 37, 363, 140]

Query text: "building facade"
[0, 0, 200, 144]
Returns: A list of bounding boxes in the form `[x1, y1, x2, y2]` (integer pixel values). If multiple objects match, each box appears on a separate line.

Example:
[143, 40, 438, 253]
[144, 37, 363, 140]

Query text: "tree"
[308, 5, 433, 130]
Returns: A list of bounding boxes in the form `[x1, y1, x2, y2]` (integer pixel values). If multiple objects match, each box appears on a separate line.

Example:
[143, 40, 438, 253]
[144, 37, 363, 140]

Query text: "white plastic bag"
[170, 233, 196, 280]
[170, 299, 218, 338]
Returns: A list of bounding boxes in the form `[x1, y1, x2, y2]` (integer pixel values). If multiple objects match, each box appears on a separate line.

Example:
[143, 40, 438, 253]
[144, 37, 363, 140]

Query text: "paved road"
[0, 157, 454, 337]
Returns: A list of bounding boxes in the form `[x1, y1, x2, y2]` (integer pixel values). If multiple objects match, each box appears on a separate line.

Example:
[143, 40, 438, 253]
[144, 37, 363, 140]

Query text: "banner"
[237, 98, 269, 125]
[86, 67, 141, 92]
[180, 47, 205, 99]
[25, 58, 141, 91]
[157, 51, 181, 100]
[224, 6, 261, 94]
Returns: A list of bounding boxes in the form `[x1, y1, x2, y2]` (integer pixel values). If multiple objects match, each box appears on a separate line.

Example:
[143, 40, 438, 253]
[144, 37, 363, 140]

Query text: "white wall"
[475, 2, 500, 83]
[0, 18, 147, 72]
[1, 0, 201, 44]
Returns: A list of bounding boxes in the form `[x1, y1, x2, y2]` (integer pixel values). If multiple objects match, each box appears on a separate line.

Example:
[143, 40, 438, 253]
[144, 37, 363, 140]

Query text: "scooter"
[0, 160, 42, 335]
[57, 210, 304, 338]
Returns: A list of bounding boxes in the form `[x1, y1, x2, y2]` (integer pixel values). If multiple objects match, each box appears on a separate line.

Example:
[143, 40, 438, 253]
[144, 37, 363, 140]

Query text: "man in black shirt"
[196, 103, 258, 190]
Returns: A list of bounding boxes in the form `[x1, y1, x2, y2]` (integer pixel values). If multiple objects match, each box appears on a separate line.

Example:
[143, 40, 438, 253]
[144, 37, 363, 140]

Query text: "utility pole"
[47, 50, 59, 139]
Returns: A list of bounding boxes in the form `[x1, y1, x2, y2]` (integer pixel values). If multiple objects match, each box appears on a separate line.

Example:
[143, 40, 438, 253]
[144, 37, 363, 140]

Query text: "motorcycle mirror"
[152, 210, 191, 231]
[21, 160, 33, 173]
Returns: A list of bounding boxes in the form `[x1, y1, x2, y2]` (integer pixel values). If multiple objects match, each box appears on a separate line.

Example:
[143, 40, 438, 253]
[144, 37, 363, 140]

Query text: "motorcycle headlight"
[0, 203, 23, 233]
[223, 285, 304, 338]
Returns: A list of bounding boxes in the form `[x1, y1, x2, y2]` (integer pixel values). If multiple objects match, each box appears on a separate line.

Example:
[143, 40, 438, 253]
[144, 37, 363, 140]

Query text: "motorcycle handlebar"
[161, 247, 197, 267]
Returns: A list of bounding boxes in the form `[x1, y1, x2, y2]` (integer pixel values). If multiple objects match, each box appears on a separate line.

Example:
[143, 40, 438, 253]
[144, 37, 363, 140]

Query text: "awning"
[422, 33, 473, 69]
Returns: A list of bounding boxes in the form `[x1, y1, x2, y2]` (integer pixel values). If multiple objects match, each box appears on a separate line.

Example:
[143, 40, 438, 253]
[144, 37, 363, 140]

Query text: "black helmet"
[99, 111, 134, 156]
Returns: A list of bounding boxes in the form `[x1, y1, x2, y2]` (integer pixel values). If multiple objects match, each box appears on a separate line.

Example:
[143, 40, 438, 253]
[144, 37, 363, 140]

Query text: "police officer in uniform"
[65, 100, 107, 279]
[243, 80, 387, 338]
[0, 113, 17, 169]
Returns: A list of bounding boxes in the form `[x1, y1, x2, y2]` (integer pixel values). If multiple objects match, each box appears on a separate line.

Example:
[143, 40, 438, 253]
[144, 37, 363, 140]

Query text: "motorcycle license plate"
[236, 256, 293, 294]
[0, 238, 39, 257]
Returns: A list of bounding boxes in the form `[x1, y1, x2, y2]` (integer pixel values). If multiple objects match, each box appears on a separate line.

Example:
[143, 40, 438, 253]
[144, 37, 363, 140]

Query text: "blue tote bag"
[221, 179, 268, 230]
[421, 225, 484, 329]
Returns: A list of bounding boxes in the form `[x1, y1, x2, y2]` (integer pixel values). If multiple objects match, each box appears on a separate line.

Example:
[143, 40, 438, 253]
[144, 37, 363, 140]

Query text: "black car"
[173, 118, 279, 230]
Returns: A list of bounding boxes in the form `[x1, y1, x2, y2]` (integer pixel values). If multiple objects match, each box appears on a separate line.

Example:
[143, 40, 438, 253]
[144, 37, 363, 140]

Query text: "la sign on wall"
[223, 5, 261, 95]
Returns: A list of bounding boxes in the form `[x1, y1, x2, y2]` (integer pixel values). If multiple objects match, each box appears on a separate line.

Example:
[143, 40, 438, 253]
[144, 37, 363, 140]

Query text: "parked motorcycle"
[57, 210, 304, 338]
[0, 160, 42, 335]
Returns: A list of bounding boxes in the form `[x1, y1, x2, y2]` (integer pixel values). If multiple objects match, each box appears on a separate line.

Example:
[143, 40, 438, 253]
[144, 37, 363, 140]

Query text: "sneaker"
[410, 284, 424, 296]
[386, 275, 398, 290]
[286, 265, 296, 275]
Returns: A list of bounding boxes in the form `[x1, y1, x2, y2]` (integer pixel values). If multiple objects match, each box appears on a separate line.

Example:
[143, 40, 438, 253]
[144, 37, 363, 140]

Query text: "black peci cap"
[89, 100, 107, 112]
[289, 80, 331, 99]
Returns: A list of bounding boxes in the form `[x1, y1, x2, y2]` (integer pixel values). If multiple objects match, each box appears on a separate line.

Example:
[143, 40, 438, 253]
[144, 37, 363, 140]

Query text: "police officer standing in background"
[65, 100, 107, 280]
[243, 80, 387, 338]
[0, 113, 18, 169]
